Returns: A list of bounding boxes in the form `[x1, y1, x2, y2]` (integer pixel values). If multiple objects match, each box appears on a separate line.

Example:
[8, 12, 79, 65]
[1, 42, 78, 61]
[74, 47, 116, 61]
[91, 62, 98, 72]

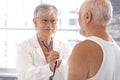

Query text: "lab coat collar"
[31, 34, 47, 63]
[30, 34, 61, 63]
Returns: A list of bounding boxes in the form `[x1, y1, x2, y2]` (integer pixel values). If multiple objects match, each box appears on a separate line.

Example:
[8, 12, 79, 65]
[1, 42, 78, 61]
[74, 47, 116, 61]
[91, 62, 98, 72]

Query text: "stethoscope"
[41, 40, 57, 80]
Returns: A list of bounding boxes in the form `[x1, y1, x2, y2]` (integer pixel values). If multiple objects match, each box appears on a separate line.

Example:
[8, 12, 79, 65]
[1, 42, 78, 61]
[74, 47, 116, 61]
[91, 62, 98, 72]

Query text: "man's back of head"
[81, 0, 113, 26]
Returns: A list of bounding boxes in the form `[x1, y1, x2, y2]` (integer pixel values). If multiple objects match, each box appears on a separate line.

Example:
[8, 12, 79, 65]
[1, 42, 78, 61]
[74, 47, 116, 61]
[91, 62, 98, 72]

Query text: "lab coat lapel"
[32, 35, 47, 63]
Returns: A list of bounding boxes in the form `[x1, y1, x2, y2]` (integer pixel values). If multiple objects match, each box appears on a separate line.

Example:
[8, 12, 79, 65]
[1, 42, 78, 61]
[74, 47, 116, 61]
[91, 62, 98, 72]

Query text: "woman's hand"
[47, 51, 62, 72]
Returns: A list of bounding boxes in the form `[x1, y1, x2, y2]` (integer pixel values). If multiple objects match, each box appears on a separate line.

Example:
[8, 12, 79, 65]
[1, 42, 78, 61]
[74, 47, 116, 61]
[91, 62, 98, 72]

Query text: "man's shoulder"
[71, 40, 101, 59]
[75, 40, 100, 50]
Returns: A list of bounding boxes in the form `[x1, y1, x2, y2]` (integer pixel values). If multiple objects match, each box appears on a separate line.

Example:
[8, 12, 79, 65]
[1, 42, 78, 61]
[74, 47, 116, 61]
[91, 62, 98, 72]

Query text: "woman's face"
[33, 12, 58, 38]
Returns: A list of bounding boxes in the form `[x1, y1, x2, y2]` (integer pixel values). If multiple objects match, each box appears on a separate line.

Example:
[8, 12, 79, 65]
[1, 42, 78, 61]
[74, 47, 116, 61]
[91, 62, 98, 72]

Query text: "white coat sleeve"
[16, 44, 53, 80]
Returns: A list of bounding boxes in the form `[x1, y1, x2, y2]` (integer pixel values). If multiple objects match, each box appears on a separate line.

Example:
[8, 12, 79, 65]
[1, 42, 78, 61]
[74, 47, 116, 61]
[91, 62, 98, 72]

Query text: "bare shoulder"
[71, 40, 102, 56]
[69, 40, 100, 58]
[68, 40, 103, 79]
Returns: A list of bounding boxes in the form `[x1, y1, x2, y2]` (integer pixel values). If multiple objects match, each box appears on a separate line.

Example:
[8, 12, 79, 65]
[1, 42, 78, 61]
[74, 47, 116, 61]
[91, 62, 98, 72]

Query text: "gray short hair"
[81, 0, 113, 26]
[33, 3, 58, 18]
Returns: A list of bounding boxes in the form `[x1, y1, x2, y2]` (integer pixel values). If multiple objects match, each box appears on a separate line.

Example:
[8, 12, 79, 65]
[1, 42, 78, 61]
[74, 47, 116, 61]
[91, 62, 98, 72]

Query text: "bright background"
[0, 0, 120, 69]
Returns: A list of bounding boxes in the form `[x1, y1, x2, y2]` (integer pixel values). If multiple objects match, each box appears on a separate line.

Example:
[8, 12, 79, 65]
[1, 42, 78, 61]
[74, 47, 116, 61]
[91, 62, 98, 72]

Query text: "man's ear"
[85, 11, 92, 23]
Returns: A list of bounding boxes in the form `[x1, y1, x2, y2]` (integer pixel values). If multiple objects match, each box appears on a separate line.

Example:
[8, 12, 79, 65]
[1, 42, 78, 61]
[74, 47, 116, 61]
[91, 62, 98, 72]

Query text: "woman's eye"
[42, 19, 48, 22]
[51, 20, 55, 22]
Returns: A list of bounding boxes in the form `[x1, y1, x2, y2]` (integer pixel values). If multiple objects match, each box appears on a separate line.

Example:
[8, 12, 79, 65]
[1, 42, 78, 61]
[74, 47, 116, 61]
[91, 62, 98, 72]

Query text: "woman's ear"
[33, 18, 37, 29]
[85, 11, 92, 23]
[33, 18, 36, 24]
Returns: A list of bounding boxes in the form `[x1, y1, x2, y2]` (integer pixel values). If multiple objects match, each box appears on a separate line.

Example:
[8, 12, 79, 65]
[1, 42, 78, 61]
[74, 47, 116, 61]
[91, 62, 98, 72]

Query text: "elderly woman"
[16, 3, 69, 80]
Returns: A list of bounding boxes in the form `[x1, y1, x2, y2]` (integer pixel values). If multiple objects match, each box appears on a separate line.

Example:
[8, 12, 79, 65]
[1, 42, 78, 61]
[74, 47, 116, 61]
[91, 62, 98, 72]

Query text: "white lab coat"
[16, 34, 70, 80]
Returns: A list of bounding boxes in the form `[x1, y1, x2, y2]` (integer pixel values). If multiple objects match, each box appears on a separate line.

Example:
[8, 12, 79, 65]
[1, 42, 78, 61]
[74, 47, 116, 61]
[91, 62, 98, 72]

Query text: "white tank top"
[86, 36, 120, 80]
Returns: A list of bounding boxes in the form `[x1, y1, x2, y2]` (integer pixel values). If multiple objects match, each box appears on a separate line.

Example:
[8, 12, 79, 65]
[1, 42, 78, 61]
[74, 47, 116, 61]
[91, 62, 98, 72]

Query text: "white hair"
[33, 3, 58, 18]
[81, 0, 113, 26]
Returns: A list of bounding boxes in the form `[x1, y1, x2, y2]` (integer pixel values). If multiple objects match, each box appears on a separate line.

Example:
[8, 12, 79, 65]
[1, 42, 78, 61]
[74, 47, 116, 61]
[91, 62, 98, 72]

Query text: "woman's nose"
[46, 22, 53, 27]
